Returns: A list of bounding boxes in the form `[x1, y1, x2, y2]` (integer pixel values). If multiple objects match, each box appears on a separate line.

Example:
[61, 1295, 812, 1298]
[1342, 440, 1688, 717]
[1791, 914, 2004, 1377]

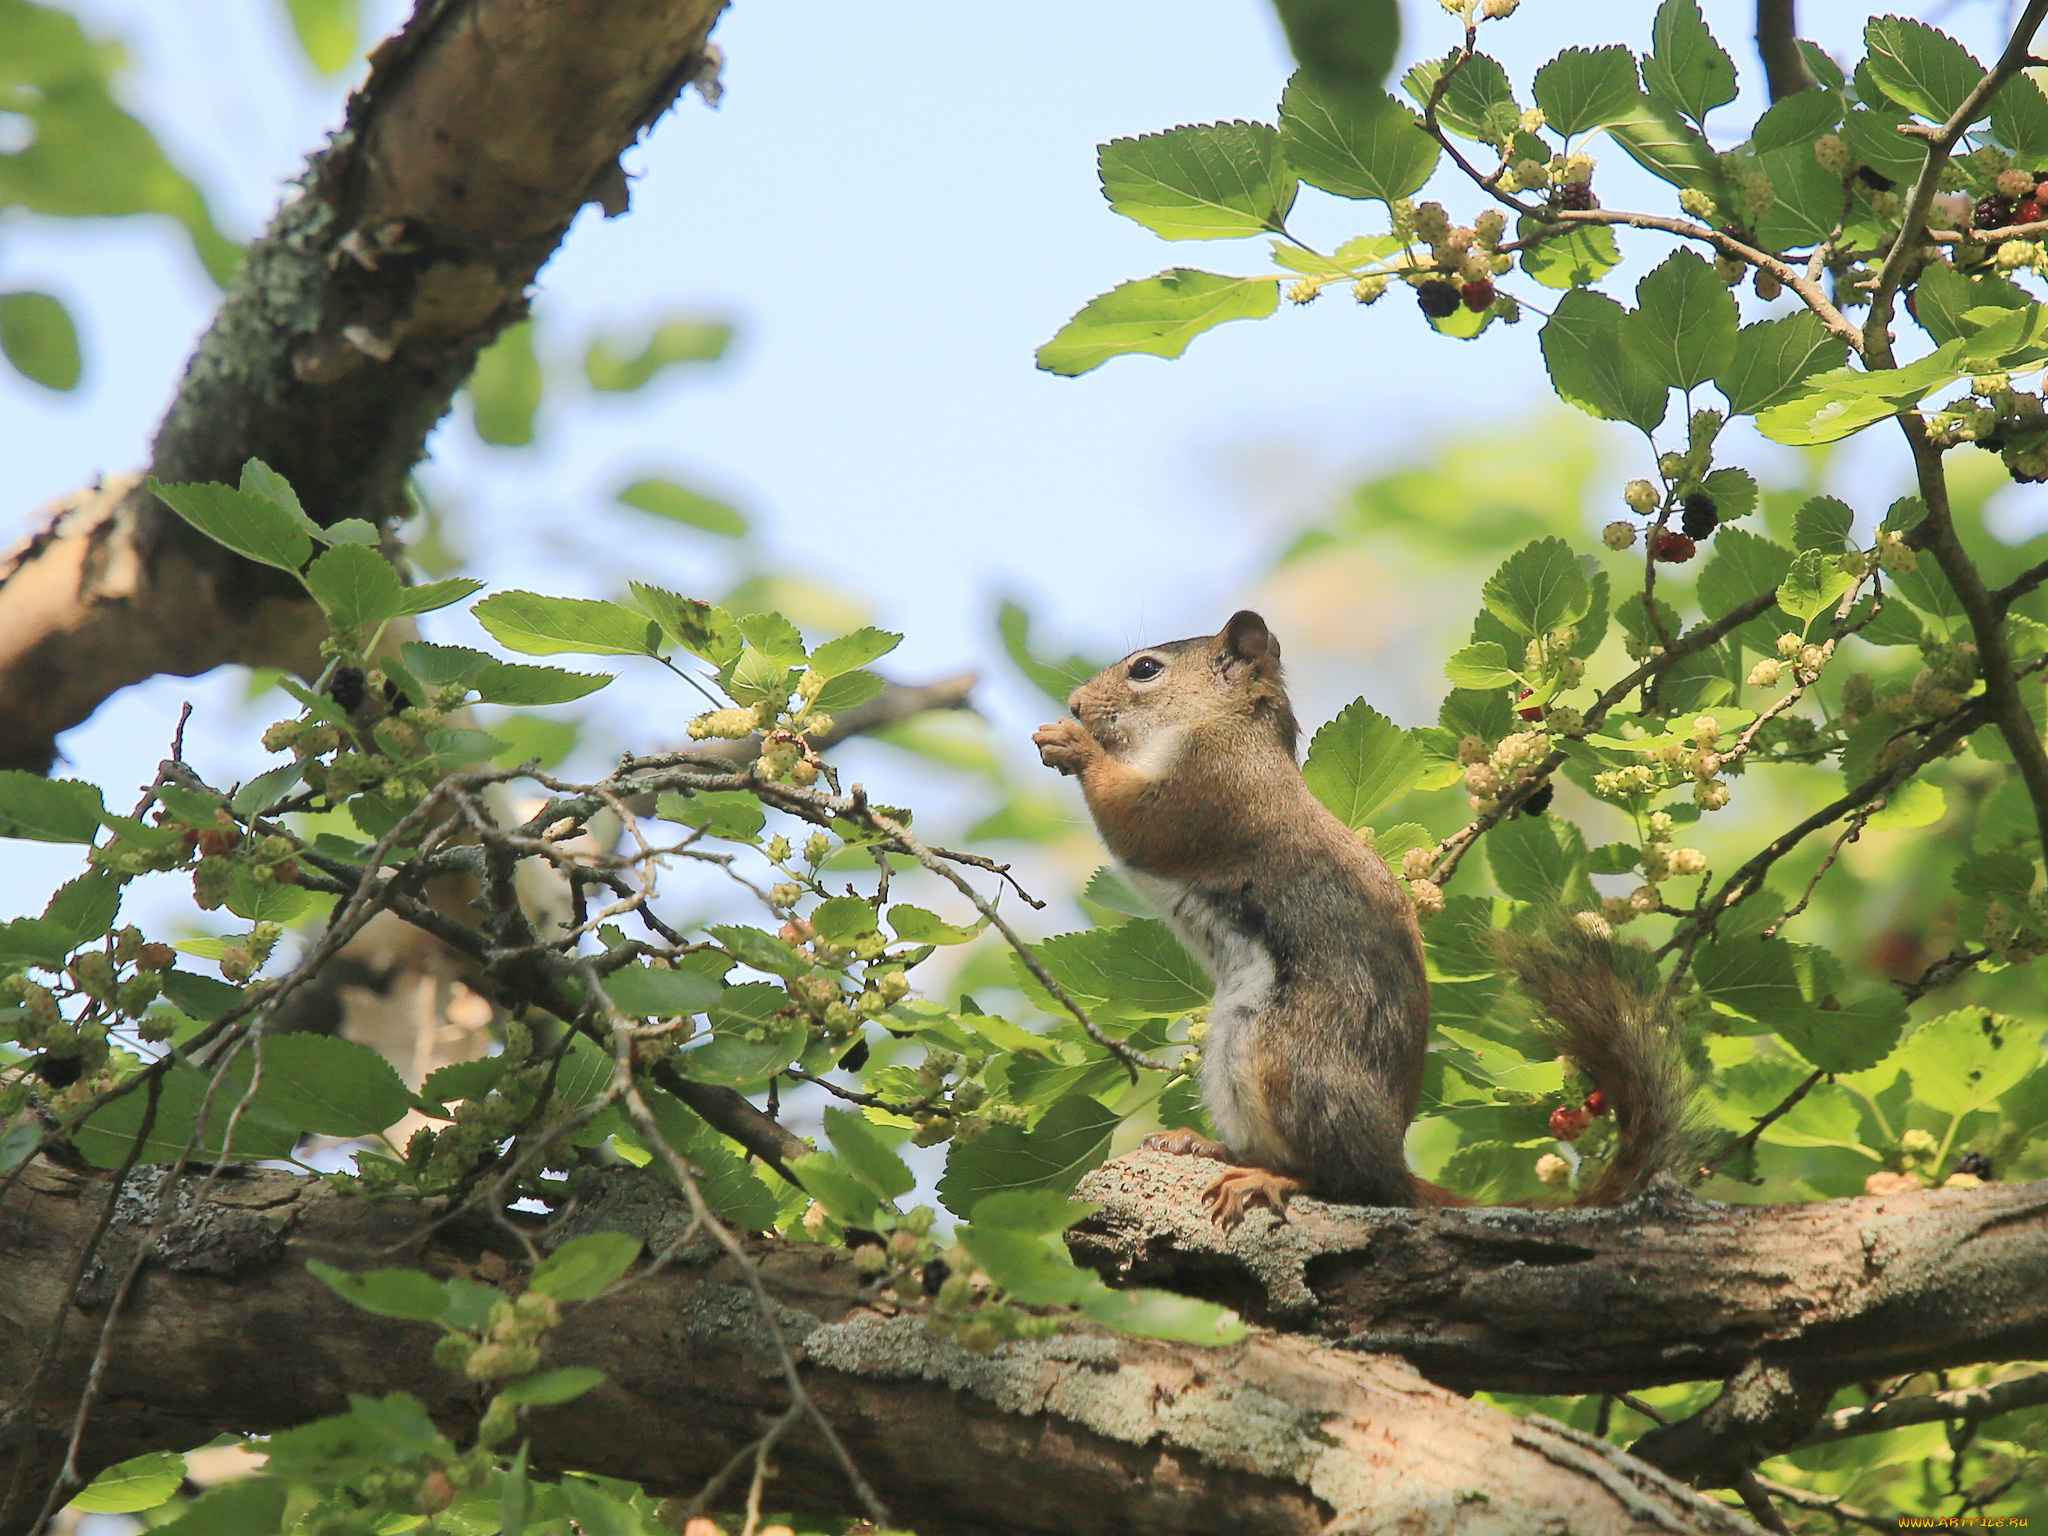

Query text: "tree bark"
[0, 1158, 1766, 1536]
[0, 0, 728, 772]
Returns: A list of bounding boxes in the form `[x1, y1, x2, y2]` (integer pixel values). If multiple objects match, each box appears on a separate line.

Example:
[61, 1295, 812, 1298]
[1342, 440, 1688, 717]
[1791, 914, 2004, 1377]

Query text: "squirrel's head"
[1068, 610, 1299, 766]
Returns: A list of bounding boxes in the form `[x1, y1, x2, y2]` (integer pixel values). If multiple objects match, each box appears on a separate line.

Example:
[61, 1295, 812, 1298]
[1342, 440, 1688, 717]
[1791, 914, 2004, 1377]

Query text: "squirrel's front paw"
[1033, 718, 1097, 776]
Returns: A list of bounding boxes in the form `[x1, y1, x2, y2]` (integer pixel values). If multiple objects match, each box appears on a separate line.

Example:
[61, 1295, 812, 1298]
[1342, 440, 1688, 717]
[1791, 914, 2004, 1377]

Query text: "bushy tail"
[1496, 920, 1708, 1205]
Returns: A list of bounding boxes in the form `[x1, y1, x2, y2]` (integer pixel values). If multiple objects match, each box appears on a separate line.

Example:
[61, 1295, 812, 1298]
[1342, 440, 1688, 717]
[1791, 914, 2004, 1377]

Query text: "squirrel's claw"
[1201, 1167, 1303, 1230]
[1142, 1128, 1234, 1162]
[1032, 718, 1096, 776]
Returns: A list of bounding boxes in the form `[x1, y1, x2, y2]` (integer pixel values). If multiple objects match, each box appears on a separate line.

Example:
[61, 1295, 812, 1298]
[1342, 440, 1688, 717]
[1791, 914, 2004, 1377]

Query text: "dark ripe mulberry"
[381, 676, 414, 711]
[1549, 1106, 1591, 1140]
[1651, 529, 1698, 563]
[35, 1053, 83, 1088]
[1415, 279, 1461, 318]
[1460, 278, 1496, 312]
[1954, 1150, 1994, 1181]
[1522, 781, 1555, 816]
[1680, 491, 1720, 539]
[921, 1258, 952, 1295]
[328, 666, 366, 713]
[1555, 180, 1595, 211]
[1854, 165, 1895, 193]
[837, 1036, 870, 1071]
[1975, 194, 2016, 230]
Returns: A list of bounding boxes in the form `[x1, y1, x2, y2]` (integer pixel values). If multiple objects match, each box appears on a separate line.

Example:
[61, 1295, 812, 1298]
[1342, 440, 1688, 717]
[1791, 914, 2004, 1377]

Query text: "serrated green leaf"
[1020, 920, 1210, 1021]
[1482, 537, 1592, 639]
[1863, 16, 1984, 125]
[1486, 814, 1579, 903]
[602, 964, 722, 1018]
[1866, 776, 1946, 831]
[965, 1190, 1101, 1233]
[1841, 105, 1928, 184]
[144, 1476, 286, 1536]
[735, 611, 806, 667]
[656, 789, 765, 842]
[250, 1034, 414, 1137]
[1037, 270, 1280, 376]
[615, 478, 747, 538]
[789, 1150, 886, 1227]
[685, 982, 808, 1086]
[473, 592, 661, 657]
[1913, 267, 2032, 346]
[530, 1232, 641, 1300]
[303, 542, 405, 631]
[1700, 467, 1758, 522]
[1445, 641, 1520, 690]
[148, 478, 313, 572]
[1755, 141, 1847, 251]
[1902, 1009, 2041, 1117]
[391, 576, 483, 617]
[1605, 95, 1721, 191]
[67, 1450, 186, 1513]
[810, 626, 901, 678]
[1098, 122, 1296, 239]
[824, 1106, 915, 1201]
[1642, 0, 1737, 126]
[73, 1059, 296, 1167]
[1748, 88, 1844, 155]
[1793, 495, 1855, 552]
[629, 585, 740, 665]
[306, 1261, 450, 1321]
[1991, 71, 2048, 162]
[1697, 526, 1794, 647]
[1777, 548, 1855, 624]
[638, 1088, 781, 1230]
[0, 290, 80, 390]
[937, 1092, 1121, 1217]
[1539, 288, 1668, 432]
[232, 761, 304, 816]
[1278, 77, 1437, 204]
[421, 1056, 509, 1108]
[1717, 312, 1849, 416]
[887, 904, 980, 945]
[1302, 698, 1430, 828]
[473, 661, 611, 706]
[1516, 217, 1621, 290]
[1626, 249, 1736, 391]
[1532, 46, 1642, 137]
[1403, 52, 1520, 144]
[42, 872, 119, 948]
[223, 865, 317, 925]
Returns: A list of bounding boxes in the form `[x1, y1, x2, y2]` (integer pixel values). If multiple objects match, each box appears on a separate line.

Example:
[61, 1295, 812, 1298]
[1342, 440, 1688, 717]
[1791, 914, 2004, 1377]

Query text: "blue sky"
[2, 0, 2040, 922]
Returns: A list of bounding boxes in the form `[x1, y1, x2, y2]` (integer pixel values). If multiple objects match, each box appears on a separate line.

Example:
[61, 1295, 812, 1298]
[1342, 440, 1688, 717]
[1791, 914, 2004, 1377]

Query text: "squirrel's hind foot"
[1202, 1167, 1303, 1229]
[1142, 1128, 1235, 1162]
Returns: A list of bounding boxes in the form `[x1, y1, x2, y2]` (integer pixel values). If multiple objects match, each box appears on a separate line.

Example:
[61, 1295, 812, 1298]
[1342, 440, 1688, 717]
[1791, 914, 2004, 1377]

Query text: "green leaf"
[0, 772, 103, 842]
[306, 1261, 450, 1322]
[1777, 548, 1855, 624]
[1716, 312, 1849, 416]
[1755, 142, 1846, 250]
[1642, 0, 1737, 126]
[223, 865, 316, 925]
[1754, 345, 1965, 445]
[1991, 72, 2048, 163]
[1700, 466, 1758, 522]
[1036, 269, 1280, 377]
[615, 478, 747, 538]
[655, 789, 765, 844]
[789, 1150, 887, 1227]
[735, 611, 807, 667]
[1277, 77, 1437, 204]
[996, 600, 1103, 703]
[1077, 1285, 1248, 1345]
[1840, 106, 1928, 184]
[602, 964, 722, 1018]
[422, 1056, 510, 1109]
[1516, 218, 1621, 290]
[1539, 289, 1668, 432]
[629, 585, 740, 665]
[584, 317, 732, 392]
[1793, 495, 1855, 552]
[1862, 16, 1984, 125]
[0, 1122, 41, 1174]
[1902, 1009, 2041, 1117]
[889, 903, 980, 944]
[1403, 52, 1520, 145]
[1098, 122, 1296, 240]
[937, 1092, 1121, 1217]
[824, 1106, 916, 1201]
[148, 478, 313, 573]
[1486, 814, 1578, 903]
[956, 1224, 1096, 1304]
[708, 925, 807, 979]
[302, 542, 405, 631]
[686, 982, 808, 1086]
[965, 1190, 1100, 1233]
[159, 969, 243, 1023]
[470, 320, 541, 446]
[43, 872, 119, 948]
[1605, 95, 1721, 191]
[1272, 0, 1400, 100]
[283, 0, 358, 73]
[498, 1366, 607, 1406]
[1626, 249, 1736, 391]
[1483, 536, 1592, 639]
[1866, 775, 1946, 831]
[1302, 698, 1429, 828]
[1913, 266, 2032, 346]
[250, 1034, 414, 1137]
[73, 1061, 294, 1166]
[473, 591, 661, 657]
[474, 661, 611, 706]
[232, 761, 304, 816]
[638, 1089, 781, 1230]
[68, 1450, 187, 1514]
[810, 895, 882, 945]
[1021, 920, 1210, 1021]
[1445, 641, 1520, 690]
[0, 290, 80, 390]
[529, 1232, 641, 1301]
[1697, 527, 1794, 646]
[1532, 46, 1642, 137]
[1748, 88, 1844, 155]
[145, 1477, 287, 1536]
[809, 626, 902, 678]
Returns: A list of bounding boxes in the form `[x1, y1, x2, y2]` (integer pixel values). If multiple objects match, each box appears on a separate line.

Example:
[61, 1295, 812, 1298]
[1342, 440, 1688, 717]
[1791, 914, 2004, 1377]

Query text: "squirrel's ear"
[1221, 610, 1280, 666]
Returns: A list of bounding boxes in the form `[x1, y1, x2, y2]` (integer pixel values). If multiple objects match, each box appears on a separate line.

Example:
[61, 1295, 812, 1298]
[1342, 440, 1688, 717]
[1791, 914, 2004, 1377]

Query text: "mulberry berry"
[1975, 194, 2016, 230]
[1415, 280, 1461, 318]
[1680, 491, 1719, 539]
[2018, 199, 2045, 226]
[1522, 781, 1555, 816]
[1953, 1150, 1993, 1181]
[1651, 530, 1698, 563]
[329, 666, 366, 713]
[838, 1036, 870, 1071]
[921, 1258, 952, 1295]
[1584, 1089, 1608, 1117]
[1855, 166, 1895, 192]
[34, 1053, 83, 1088]
[1460, 278, 1496, 312]
[1555, 181, 1595, 211]
[1549, 1106, 1591, 1141]
[1516, 689, 1544, 722]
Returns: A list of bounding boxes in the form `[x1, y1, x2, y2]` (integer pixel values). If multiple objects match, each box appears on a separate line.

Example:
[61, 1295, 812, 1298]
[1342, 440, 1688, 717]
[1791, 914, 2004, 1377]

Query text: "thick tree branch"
[0, 0, 729, 771]
[1070, 1152, 2048, 1403]
[0, 1160, 1764, 1536]
[1754, 2, 1813, 105]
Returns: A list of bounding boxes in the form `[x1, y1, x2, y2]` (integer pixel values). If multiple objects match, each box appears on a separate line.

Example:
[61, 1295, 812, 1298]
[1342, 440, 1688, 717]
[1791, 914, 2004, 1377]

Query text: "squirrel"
[1033, 610, 1700, 1225]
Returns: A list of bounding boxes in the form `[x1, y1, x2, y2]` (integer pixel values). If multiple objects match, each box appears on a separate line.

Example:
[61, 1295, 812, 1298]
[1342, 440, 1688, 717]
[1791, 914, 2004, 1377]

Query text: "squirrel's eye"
[1128, 656, 1164, 682]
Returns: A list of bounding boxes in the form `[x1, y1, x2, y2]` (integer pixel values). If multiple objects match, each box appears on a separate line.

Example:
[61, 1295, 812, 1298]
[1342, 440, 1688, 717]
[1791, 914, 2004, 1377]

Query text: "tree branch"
[0, 0, 729, 771]
[1754, 1, 1813, 105]
[0, 1159, 1766, 1536]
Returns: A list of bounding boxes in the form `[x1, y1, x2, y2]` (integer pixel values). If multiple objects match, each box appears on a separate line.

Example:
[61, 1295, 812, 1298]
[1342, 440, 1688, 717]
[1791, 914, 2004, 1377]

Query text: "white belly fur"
[1123, 867, 1288, 1168]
